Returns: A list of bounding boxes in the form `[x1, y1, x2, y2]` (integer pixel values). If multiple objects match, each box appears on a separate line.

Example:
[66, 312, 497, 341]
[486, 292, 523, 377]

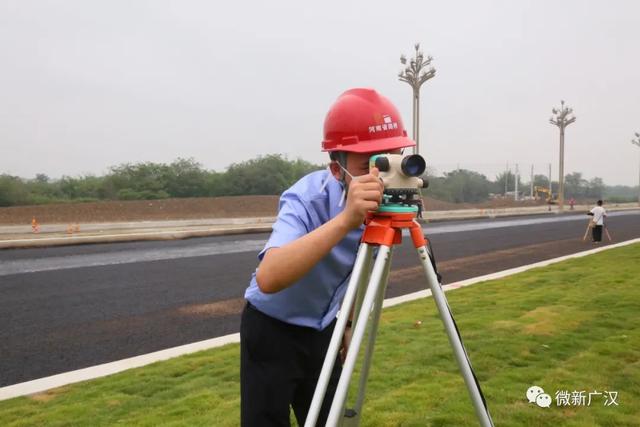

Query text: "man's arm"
[256, 169, 383, 294]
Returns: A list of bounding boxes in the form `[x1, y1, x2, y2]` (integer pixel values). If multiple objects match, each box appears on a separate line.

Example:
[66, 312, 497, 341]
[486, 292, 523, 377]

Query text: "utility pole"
[505, 163, 509, 196]
[633, 132, 640, 206]
[548, 163, 553, 211]
[530, 164, 534, 198]
[398, 43, 436, 155]
[549, 100, 576, 212]
[515, 164, 519, 201]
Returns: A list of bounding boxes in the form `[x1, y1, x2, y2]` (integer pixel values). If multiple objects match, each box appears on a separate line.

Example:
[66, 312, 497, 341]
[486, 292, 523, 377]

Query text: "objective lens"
[400, 155, 426, 177]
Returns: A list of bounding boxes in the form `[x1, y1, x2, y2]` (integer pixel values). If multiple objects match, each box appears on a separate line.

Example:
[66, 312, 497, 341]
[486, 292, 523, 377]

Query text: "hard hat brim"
[322, 135, 416, 154]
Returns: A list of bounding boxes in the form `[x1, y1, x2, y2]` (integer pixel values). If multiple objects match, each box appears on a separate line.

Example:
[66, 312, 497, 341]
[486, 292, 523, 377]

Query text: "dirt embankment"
[0, 196, 279, 225]
[0, 196, 547, 225]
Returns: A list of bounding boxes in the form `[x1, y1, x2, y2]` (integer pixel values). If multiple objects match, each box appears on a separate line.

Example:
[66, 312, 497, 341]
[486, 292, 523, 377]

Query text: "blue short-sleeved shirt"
[244, 169, 363, 331]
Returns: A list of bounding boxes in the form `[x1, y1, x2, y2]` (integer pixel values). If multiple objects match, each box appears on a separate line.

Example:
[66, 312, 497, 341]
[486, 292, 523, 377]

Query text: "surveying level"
[370, 153, 428, 216]
[305, 154, 494, 427]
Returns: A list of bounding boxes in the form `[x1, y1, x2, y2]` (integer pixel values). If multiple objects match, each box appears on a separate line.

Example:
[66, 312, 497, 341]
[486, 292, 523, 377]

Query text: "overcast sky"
[1, 0, 639, 185]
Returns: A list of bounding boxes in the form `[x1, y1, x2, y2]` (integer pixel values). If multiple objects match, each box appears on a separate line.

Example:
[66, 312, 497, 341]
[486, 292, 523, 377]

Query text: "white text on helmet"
[368, 115, 398, 133]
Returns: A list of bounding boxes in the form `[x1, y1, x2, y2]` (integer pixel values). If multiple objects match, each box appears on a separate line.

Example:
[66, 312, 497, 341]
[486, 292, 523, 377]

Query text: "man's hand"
[339, 167, 384, 230]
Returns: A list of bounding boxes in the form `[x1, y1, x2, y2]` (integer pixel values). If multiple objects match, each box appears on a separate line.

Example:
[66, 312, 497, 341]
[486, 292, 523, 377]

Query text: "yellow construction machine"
[534, 186, 557, 204]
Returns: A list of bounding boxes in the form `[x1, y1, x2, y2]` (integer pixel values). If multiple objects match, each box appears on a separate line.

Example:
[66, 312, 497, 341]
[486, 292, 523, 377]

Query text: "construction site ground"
[0, 195, 551, 224]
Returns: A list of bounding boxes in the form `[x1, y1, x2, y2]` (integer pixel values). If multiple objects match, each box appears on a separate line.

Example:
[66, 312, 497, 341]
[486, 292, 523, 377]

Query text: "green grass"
[1, 244, 639, 426]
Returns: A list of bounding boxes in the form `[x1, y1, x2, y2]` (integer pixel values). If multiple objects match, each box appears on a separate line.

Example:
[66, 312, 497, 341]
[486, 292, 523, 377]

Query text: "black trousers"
[592, 225, 603, 242]
[240, 303, 342, 427]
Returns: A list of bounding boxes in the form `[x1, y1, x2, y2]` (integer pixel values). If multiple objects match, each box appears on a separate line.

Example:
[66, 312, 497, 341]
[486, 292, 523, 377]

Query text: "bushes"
[217, 155, 320, 196]
[424, 169, 493, 203]
[0, 175, 29, 207]
[1, 155, 636, 207]
[0, 155, 323, 207]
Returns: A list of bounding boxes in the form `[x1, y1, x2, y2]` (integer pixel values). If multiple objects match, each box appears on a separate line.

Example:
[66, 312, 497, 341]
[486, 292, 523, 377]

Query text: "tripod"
[305, 210, 494, 427]
[582, 221, 612, 242]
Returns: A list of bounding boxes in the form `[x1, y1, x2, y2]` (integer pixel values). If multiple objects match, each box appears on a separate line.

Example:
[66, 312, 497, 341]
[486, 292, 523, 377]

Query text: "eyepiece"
[400, 154, 426, 177]
[374, 156, 390, 172]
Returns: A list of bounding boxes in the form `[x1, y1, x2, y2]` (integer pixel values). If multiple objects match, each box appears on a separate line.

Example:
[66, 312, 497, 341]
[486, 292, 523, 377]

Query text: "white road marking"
[0, 240, 265, 277]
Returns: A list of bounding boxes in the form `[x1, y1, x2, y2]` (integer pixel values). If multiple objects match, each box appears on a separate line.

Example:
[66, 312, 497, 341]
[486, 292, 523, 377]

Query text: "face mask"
[336, 163, 371, 207]
[337, 163, 366, 181]
[318, 165, 349, 207]
[319, 161, 368, 208]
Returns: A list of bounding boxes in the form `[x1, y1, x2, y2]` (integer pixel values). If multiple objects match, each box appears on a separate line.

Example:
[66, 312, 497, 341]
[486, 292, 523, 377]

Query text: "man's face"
[332, 149, 403, 185]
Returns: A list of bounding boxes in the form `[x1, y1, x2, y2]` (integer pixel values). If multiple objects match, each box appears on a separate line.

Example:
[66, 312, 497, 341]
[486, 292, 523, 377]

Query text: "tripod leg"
[582, 224, 590, 241]
[326, 245, 393, 427]
[345, 249, 393, 425]
[605, 226, 612, 242]
[305, 243, 374, 427]
[416, 245, 495, 427]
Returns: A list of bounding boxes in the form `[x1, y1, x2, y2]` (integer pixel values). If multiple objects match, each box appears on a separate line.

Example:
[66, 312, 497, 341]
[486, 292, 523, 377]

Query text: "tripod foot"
[344, 408, 357, 418]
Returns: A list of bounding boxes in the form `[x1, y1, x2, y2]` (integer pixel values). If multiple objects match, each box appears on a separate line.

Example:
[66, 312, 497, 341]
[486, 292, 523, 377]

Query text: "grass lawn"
[1, 244, 639, 426]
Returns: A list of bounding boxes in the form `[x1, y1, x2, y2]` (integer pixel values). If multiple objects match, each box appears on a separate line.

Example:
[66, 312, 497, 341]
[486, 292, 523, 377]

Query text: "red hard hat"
[322, 88, 415, 153]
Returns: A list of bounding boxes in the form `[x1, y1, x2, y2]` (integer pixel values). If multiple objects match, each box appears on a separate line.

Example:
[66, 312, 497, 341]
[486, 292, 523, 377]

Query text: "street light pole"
[549, 100, 576, 212]
[398, 43, 436, 155]
[515, 164, 519, 201]
[632, 132, 640, 206]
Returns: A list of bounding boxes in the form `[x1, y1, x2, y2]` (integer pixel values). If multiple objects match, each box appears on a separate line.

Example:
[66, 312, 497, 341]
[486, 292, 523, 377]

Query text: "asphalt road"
[1, 211, 639, 387]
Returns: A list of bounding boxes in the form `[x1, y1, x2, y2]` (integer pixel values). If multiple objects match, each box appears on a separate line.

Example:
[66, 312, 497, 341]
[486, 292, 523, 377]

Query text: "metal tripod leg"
[305, 243, 374, 427]
[308, 237, 493, 427]
[416, 245, 494, 427]
[343, 249, 392, 426]
[326, 245, 393, 426]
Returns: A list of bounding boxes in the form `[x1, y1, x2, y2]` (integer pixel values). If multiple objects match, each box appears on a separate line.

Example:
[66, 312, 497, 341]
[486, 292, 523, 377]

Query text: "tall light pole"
[398, 43, 436, 155]
[515, 164, 519, 201]
[549, 100, 576, 211]
[632, 132, 640, 206]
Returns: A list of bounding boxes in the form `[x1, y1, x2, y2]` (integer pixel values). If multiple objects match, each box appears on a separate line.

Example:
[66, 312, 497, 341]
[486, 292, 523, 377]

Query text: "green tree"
[219, 154, 322, 196]
[586, 177, 605, 199]
[604, 184, 637, 202]
[532, 174, 550, 188]
[425, 169, 491, 203]
[0, 175, 29, 206]
[35, 174, 50, 183]
[564, 172, 587, 198]
[165, 158, 209, 198]
[105, 162, 171, 200]
[493, 171, 521, 195]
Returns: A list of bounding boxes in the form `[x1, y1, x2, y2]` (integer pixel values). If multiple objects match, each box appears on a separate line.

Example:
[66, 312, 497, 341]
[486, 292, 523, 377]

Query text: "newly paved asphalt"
[1, 211, 639, 387]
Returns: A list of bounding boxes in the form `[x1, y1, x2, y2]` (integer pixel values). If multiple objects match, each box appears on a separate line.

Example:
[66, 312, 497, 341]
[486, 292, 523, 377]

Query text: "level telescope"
[370, 153, 429, 214]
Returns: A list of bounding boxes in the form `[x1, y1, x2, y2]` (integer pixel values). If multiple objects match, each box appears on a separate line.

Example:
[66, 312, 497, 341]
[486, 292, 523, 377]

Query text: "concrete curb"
[1, 237, 638, 401]
[0, 334, 241, 401]
[0, 217, 278, 234]
[0, 225, 273, 249]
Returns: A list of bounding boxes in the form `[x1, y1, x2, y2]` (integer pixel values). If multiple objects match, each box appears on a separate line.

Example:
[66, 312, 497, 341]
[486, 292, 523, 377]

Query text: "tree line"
[0, 155, 320, 207]
[0, 155, 637, 207]
[425, 169, 622, 203]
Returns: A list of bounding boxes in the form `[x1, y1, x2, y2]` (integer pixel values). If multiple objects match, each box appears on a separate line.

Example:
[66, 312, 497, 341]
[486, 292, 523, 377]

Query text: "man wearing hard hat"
[241, 88, 416, 426]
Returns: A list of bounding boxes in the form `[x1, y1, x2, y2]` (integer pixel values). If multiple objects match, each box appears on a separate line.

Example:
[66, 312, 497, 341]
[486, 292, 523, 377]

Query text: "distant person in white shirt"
[587, 200, 607, 243]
